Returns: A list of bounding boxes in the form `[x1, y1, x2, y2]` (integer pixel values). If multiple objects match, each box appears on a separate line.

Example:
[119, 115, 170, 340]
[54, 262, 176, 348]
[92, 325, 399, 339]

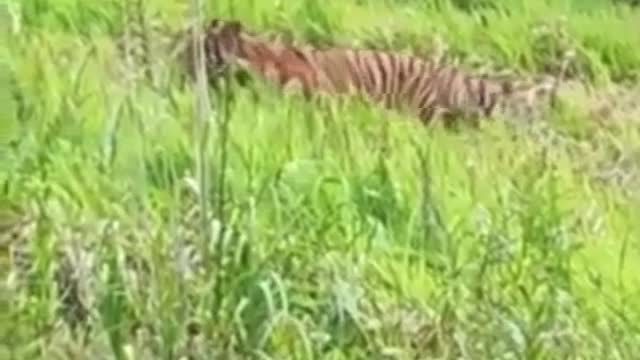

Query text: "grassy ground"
[2, 0, 640, 358]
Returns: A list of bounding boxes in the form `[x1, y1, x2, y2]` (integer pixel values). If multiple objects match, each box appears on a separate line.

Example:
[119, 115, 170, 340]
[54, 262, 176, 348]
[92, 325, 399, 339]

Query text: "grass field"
[2, 0, 640, 358]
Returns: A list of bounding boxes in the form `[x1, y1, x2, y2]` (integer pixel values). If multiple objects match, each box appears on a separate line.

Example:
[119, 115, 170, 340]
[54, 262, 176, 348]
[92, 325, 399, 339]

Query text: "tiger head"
[204, 19, 245, 72]
[173, 18, 246, 83]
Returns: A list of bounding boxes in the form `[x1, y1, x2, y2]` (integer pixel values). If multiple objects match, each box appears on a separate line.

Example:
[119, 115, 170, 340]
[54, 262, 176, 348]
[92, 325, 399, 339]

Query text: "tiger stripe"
[175, 18, 566, 125]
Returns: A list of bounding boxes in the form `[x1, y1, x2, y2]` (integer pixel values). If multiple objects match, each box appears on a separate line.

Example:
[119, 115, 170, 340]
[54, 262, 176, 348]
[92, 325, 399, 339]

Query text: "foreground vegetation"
[2, 0, 640, 358]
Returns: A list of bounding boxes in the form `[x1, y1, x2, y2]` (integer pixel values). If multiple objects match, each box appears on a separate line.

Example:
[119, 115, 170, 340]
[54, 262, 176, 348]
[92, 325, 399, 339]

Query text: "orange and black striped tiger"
[174, 18, 567, 125]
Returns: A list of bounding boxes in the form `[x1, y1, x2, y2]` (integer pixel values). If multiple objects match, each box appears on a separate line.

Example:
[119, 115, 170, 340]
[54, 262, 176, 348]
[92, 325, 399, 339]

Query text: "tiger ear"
[226, 20, 243, 34]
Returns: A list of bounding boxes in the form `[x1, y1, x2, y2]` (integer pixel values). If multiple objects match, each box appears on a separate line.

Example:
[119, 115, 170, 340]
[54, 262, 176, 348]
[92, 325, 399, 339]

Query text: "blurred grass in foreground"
[2, 0, 640, 358]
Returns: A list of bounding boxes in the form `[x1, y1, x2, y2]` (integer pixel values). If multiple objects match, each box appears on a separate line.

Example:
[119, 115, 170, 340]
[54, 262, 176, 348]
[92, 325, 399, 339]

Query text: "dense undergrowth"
[2, 0, 640, 359]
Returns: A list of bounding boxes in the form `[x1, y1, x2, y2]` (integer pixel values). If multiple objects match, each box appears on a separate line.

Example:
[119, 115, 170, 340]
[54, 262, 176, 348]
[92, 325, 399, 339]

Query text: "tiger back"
[174, 18, 567, 126]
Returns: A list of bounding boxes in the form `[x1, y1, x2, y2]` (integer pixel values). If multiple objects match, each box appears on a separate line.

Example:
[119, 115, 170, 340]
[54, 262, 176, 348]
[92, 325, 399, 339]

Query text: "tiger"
[172, 18, 569, 126]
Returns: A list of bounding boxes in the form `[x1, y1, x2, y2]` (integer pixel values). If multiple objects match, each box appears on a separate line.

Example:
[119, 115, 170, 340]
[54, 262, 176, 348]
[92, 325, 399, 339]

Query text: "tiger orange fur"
[173, 18, 565, 125]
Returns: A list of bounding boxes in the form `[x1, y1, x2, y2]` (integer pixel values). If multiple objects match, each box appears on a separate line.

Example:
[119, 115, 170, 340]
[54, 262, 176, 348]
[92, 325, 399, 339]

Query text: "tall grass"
[2, 0, 640, 358]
